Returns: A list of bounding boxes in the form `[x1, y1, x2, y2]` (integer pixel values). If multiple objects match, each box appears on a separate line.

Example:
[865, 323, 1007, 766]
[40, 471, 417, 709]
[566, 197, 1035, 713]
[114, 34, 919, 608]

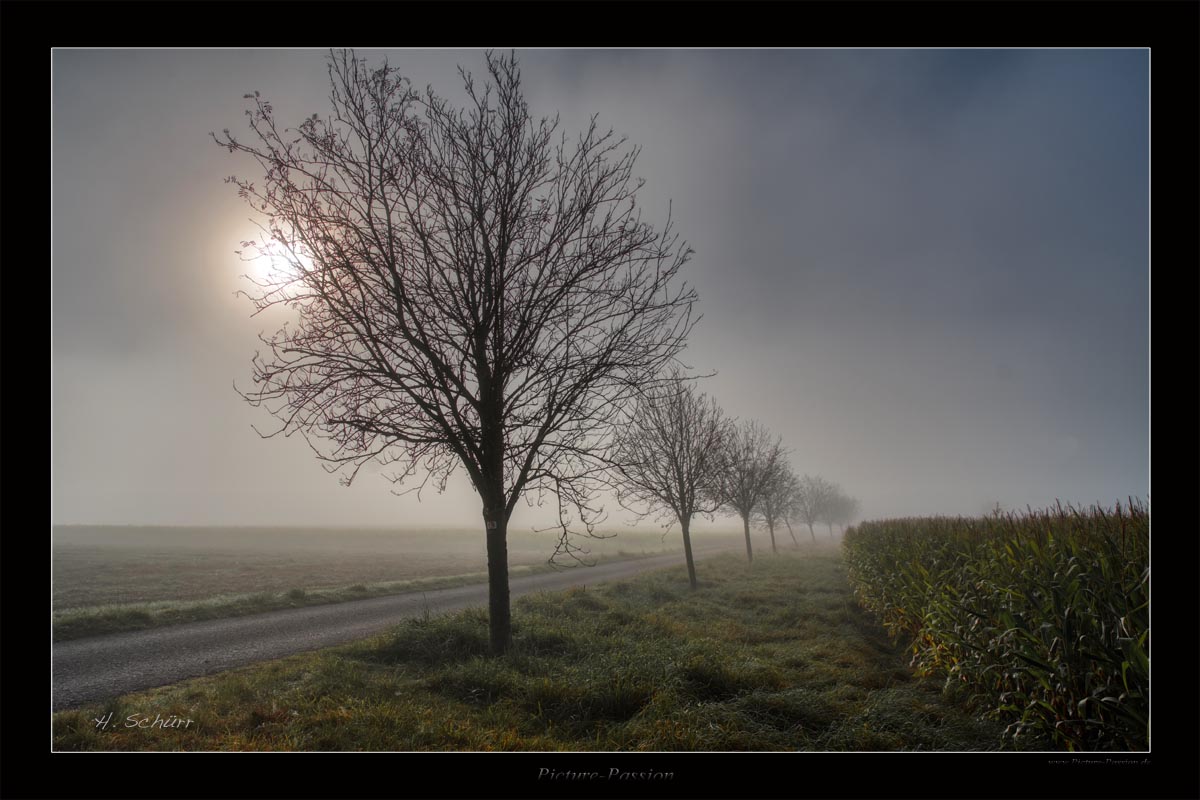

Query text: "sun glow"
[231, 228, 314, 290]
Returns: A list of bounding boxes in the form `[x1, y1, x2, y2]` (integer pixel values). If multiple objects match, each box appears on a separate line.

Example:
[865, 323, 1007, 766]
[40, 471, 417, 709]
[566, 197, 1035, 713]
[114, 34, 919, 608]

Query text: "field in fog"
[52, 525, 744, 610]
[53, 547, 1007, 752]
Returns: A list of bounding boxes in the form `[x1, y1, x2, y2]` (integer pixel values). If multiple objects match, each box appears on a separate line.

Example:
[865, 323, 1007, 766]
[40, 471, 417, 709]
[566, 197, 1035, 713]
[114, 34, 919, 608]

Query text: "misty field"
[53, 546, 1005, 751]
[52, 525, 742, 640]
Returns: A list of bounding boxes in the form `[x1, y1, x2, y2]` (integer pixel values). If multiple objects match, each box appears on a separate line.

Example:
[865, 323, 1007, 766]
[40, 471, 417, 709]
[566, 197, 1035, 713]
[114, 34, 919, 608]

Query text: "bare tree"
[776, 472, 804, 548]
[827, 491, 861, 536]
[753, 460, 797, 554]
[213, 50, 697, 654]
[818, 481, 847, 538]
[709, 420, 786, 564]
[610, 373, 729, 590]
[790, 474, 834, 543]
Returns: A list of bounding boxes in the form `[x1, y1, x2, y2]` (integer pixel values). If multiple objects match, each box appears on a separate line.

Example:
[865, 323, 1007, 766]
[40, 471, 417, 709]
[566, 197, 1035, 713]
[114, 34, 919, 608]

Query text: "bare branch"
[215, 49, 699, 650]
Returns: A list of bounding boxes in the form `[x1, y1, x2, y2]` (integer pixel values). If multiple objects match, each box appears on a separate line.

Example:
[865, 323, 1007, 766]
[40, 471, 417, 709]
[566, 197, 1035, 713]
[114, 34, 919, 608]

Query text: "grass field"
[52, 546, 1005, 751]
[52, 525, 744, 640]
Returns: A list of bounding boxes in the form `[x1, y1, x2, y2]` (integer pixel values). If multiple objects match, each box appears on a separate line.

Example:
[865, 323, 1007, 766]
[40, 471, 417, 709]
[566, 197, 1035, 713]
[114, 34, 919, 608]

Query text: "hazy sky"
[51, 49, 1149, 528]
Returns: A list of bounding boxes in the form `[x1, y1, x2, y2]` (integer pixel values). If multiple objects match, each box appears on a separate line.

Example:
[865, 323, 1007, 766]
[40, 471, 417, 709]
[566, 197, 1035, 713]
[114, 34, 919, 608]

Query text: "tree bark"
[767, 521, 777, 554]
[484, 511, 511, 655]
[681, 517, 698, 590]
[742, 513, 754, 564]
[807, 522, 816, 543]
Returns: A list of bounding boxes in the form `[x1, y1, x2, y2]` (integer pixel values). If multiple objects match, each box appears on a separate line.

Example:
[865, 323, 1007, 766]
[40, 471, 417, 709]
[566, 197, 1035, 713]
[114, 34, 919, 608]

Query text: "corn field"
[842, 500, 1148, 751]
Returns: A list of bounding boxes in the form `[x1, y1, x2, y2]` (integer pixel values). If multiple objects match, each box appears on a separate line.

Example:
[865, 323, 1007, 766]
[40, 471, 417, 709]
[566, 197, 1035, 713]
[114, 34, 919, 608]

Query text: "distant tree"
[791, 474, 834, 542]
[610, 373, 730, 590]
[753, 461, 798, 554]
[833, 493, 862, 535]
[819, 484, 859, 538]
[817, 480, 840, 538]
[709, 420, 786, 564]
[214, 50, 697, 654]
[774, 471, 804, 548]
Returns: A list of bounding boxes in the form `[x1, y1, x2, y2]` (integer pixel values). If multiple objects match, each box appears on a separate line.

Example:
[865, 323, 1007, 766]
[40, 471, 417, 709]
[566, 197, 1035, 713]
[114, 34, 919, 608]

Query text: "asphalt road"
[52, 547, 736, 711]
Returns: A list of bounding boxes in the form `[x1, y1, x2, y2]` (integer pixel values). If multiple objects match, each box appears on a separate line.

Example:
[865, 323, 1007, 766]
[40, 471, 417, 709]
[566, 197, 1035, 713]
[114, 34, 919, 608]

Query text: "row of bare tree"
[217, 50, 858, 652]
[610, 375, 859, 589]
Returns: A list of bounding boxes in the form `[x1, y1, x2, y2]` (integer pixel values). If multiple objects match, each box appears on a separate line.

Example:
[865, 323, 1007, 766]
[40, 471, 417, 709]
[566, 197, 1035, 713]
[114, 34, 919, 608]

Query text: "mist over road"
[52, 546, 736, 711]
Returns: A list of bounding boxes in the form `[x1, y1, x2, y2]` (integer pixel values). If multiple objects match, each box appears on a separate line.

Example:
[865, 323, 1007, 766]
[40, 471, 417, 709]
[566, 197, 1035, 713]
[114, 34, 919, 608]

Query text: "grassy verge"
[53, 548, 1004, 751]
[52, 549, 682, 642]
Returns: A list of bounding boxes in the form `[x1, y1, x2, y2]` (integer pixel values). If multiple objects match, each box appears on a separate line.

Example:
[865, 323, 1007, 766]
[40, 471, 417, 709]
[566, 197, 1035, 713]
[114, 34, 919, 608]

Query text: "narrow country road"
[52, 547, 736, 711]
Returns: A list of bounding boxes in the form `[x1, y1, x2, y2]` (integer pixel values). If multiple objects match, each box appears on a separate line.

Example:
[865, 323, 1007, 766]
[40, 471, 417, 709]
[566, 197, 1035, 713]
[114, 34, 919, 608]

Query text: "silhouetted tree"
[790, 474, 834, 542]
[753, 460, 798, 554]
[777, 472, 804, 548]
[709, 420, 786, 564]
[818, 482, 853, 538]
[828, 492, 861, 536]
[611, 372, 730, 590]
[214, 50, 697, 654]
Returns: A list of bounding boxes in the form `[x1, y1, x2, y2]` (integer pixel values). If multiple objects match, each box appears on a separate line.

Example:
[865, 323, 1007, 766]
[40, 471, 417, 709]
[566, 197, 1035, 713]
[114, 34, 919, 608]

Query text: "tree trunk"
[742, 513, 754, 564]
[784, 518, 799, 548]
[681, 516, 698, 590]
[767, 520, 777, 554]
[480, 407, 509, 654]
[827, 522, 834, 539]
[807, 522, 816, 543]
[484, 510, 511, 655]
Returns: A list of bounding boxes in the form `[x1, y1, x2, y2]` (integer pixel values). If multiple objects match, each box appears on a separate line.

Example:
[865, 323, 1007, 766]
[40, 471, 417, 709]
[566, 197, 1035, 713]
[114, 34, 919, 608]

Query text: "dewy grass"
[52, 548, 1005, 751]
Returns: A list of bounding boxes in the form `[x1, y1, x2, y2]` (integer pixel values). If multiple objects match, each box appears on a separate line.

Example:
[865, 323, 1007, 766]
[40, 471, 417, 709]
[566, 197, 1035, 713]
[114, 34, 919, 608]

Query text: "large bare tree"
[709, 420, 786, 564]
[610, 373, 729, 590]
[214, 50, 697, 653]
